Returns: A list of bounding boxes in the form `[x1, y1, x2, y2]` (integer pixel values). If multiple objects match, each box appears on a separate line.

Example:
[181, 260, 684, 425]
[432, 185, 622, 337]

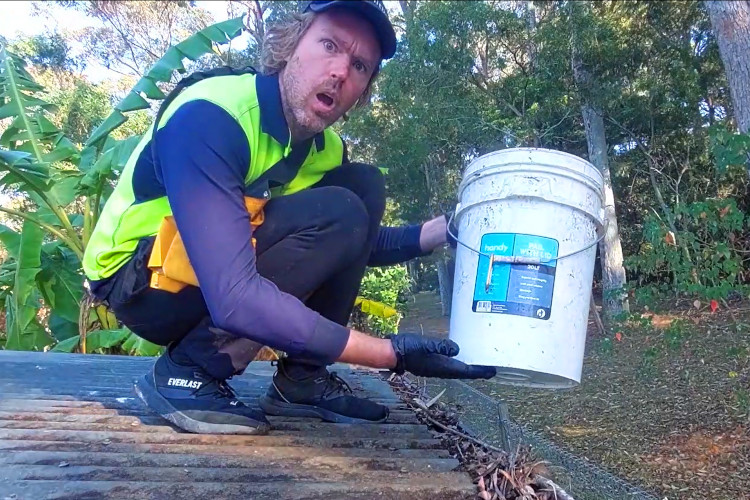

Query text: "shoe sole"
[258, 395, 389, 424]
[134, 375, 270, 435]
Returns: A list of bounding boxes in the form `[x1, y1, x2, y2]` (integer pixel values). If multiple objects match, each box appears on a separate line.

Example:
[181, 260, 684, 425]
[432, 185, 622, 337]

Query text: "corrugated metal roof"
[0, 351, 474, 499]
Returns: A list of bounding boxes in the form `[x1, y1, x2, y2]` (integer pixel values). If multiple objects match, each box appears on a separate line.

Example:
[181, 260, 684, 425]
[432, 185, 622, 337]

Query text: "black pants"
[95, 163, 385, 380]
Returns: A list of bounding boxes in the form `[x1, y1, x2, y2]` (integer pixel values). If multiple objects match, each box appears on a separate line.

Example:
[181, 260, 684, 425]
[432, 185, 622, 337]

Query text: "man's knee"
[320, 185, 370, 251]
[341, 163, 386, 224]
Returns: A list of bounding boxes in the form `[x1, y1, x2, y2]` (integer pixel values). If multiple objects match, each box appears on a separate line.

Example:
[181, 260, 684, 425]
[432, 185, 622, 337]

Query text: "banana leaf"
[36, 245, 83, 325]
[52, 328, 131, 353]
[78, 136, 140, 194]
[0, 224, 20, 260]
[4, 220, 52, 350]
[0, 150, 50, 193]
[48, 311, 79, 342]
[85, 16, 246, 148]
[0, 48, 60, 162]
[121, 332, 163, 357]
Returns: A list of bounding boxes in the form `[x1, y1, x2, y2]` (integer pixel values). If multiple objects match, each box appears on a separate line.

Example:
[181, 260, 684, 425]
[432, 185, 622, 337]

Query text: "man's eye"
[323, 40, 335, 51]
[354, 61, 367, 73]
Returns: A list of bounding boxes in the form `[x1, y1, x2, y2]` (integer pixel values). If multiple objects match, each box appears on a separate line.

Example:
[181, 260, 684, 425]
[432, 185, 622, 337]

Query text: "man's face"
[279, 9, 381, 141]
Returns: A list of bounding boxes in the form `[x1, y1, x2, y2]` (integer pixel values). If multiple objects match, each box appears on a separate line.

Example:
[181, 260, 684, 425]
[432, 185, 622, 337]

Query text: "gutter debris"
[388, 373, 576, 500]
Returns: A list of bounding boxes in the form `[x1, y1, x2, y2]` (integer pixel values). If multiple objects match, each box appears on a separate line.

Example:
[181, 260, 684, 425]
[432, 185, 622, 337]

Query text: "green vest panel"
[83, 73, 345, 281]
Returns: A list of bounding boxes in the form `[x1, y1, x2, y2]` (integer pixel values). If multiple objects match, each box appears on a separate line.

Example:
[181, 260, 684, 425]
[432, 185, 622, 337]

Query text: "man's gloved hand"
[388, 333, 496, 379]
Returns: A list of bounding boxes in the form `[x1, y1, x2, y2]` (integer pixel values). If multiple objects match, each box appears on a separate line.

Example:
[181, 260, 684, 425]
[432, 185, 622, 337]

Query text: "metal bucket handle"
[447, 205, 606, 265]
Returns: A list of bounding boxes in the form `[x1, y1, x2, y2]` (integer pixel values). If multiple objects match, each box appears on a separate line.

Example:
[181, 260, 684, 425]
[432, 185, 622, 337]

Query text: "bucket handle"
[446, 208, 606, 269]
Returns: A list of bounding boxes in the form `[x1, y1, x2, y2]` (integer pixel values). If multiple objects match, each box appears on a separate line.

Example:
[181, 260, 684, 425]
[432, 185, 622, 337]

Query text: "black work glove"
[388, 333, 496, 379]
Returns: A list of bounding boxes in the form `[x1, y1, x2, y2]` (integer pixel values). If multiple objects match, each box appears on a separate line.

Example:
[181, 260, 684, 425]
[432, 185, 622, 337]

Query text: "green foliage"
[9, 33, 79, 71]
[52, 328, 130, 353]
[4, 220, 51, 350]
[627, 199, 749, 301]
[59, 81, 112, 145]
[709, 124, 750, 176]
[597, 336, 614, 356]
[663, 319, 691, 351]
[51, 327, 163, 356]
[353, 266, 412, 336]
[733, 387, 750, 415]
[0, 17, 246, 352]
[637, 346, 660, 380]
[120, 332, 163, 356]
[86, 16, 245, 148]
[2, 0, 749, 356]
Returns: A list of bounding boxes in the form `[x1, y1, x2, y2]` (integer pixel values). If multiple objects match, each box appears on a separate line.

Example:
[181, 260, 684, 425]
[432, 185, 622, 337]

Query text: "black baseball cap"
[303, 0, 397, 59]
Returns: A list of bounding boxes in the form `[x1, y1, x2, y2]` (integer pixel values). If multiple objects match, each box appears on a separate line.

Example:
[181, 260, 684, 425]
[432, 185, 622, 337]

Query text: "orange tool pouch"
[147, 197, 268, 293]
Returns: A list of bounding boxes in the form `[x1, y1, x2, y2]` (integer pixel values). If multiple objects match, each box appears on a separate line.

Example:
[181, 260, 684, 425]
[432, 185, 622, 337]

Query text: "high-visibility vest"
[83, 69, 345, 283]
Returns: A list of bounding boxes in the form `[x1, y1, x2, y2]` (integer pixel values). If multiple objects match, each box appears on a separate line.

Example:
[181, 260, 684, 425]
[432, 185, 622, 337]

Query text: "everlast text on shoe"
[167, 378, 203, 389]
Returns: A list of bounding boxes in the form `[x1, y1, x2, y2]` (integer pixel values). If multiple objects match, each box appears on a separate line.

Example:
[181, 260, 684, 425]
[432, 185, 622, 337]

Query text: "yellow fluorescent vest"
[83, 72, 345, 282]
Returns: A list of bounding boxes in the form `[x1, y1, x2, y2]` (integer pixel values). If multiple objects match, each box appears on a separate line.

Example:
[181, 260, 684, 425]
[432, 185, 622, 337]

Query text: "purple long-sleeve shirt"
[137, 89, 429, 362]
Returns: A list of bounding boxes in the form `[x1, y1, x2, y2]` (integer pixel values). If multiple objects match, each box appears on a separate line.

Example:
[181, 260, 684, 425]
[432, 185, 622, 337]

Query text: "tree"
[706, 1, 750, 135]
[8, 33, 79, 72]
[37, 72, 112, 145]
[346, 1, 586, 313]
[60, 1, 216, 76]
[0, 17, 246, 352]
[705, 1, 750, 178]
[222, 1, 307, 68]
[569, 1, 629, 319]
[7, 33, 118, 147]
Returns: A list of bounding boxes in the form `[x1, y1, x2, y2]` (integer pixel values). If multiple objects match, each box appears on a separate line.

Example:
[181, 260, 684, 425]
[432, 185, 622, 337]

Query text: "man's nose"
[329, 54, 350, 82]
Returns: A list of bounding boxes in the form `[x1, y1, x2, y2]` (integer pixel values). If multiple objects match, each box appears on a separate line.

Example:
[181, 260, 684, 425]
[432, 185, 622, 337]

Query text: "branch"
[494, 94, 524, 119]
[533, 476, 577, 500]
[411, 398, 508, 454]
[539, 108, 574, 139]
[606, 116, 696, 269]
[97, 10, 146, 72]
[591, 294, 606, 336]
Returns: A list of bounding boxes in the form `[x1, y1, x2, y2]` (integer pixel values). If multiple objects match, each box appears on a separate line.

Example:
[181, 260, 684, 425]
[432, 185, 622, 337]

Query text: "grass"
[401, 292, 750, 500]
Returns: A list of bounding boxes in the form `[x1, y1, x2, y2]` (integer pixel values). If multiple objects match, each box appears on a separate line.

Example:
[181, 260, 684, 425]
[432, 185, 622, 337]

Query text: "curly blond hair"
[259, 11, 380, 109]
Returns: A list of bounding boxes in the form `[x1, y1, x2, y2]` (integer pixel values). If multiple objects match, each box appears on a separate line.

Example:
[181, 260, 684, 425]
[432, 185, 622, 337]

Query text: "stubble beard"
[280, 64, 328, 142]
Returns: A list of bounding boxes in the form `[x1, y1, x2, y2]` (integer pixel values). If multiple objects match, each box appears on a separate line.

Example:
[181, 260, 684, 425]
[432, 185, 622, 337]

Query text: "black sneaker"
[258, 359, 389, 424]
[134, 351, 270, 435]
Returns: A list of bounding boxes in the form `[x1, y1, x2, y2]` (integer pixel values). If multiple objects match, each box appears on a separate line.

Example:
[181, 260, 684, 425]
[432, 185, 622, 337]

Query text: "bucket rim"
[464, 147, 603, 187]
[458, 163, 605, 209]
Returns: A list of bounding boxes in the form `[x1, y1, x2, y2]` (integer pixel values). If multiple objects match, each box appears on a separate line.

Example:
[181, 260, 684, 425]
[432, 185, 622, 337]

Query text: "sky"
[0, 0, 244, 83]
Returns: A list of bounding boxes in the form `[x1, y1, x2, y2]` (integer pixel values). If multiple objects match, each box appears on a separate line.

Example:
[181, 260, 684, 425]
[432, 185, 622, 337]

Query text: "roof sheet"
[0, 351, 473, 499]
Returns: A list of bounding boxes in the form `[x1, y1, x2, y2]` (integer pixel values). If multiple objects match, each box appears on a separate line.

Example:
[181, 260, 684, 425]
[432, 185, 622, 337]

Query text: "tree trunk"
[583, 105, 629, 318]
[571, 18, 629, 320]
[706, 1, 750, 135]
[436, 256, 453, 317]
[526, 1, 541, 147]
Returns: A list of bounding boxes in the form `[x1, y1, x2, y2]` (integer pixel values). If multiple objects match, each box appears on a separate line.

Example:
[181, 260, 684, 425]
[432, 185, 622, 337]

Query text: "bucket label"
[472, 233, 558, 320]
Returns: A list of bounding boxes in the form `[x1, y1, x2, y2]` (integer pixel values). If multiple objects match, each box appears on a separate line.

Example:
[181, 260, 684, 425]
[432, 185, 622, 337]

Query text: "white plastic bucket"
[448, 148, 604, 389]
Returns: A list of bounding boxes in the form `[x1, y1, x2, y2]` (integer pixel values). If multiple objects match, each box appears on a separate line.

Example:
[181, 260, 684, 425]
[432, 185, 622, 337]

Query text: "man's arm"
[156, 100, 353, 363]
[338, 330, 397, 368]
[368, 215, 448, 267]
[155, 108, 491, 378]
[339, 328, 496, 379]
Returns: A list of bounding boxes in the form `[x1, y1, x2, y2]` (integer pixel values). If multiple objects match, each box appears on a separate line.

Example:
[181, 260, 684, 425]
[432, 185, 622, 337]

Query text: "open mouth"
[316, 93, 334, 108]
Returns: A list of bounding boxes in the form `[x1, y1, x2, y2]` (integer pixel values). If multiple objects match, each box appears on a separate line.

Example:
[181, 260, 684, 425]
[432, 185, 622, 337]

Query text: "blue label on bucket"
[472, 233, 558, 320]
